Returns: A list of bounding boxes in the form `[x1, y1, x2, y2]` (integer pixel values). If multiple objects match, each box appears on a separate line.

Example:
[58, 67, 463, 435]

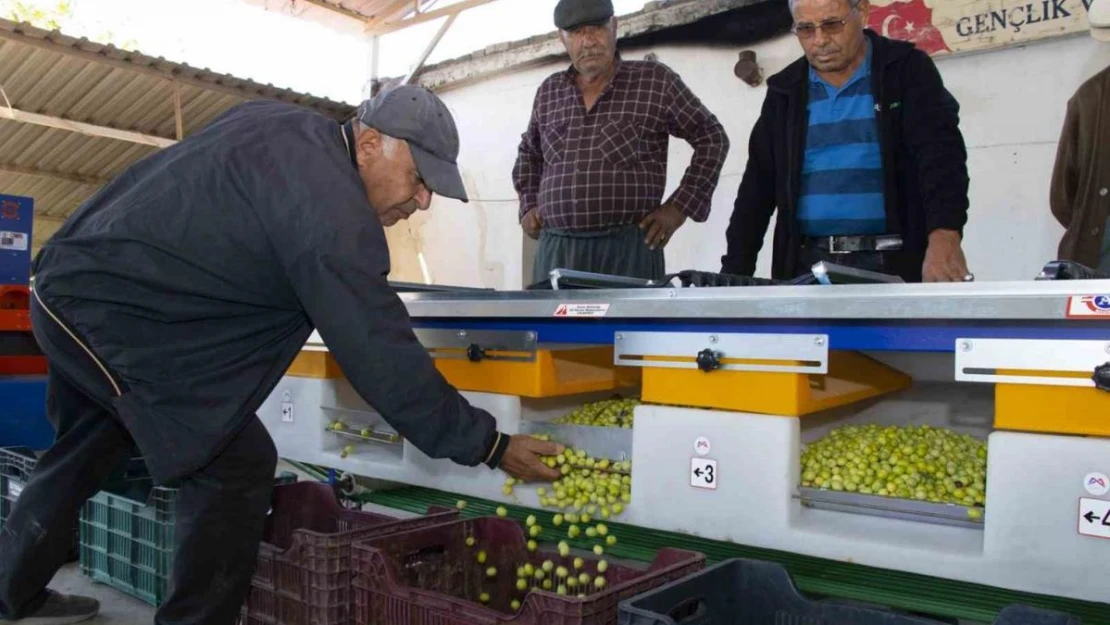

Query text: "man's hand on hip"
[522, 208, 543, 240]
[922, 229, 971, 282]
[500, 436, 563, 482]
[640, 204, 687, 250]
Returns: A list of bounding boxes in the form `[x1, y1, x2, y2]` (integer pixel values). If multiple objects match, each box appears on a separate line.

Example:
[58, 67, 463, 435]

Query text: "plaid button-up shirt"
[512, 59, 730, 232]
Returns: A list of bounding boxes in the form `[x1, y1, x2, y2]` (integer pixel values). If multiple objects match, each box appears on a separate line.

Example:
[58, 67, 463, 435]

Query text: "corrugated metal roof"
[0, 17, 357, 227]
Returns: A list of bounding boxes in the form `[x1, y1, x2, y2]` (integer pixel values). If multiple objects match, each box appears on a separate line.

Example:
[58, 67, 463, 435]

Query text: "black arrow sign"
[693, 468, 703, 478]
[1085, 511, 1098, 524]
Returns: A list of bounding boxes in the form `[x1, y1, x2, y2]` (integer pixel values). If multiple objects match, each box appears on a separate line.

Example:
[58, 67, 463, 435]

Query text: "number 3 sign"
[691, 458, 718, 490]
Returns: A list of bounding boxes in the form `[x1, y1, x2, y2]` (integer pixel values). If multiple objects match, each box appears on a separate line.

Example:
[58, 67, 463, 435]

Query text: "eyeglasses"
[791, 7, 858, 38]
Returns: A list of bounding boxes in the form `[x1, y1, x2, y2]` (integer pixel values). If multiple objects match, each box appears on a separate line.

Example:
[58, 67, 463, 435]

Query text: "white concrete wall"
[385, 33, 1110, 289]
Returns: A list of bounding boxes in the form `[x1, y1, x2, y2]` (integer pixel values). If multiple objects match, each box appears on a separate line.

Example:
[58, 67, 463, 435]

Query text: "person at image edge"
[1050, 0, 1110, 271]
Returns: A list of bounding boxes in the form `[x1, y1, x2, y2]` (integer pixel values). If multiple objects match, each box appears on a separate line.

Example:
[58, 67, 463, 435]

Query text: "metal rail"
[394, 281, 1110, 321]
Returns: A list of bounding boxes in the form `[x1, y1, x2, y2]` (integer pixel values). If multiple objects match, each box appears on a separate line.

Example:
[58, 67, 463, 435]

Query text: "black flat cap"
[554, 0, 614, 30]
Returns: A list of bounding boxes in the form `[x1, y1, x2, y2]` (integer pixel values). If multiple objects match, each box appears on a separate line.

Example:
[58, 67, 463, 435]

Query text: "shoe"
[9, 591, 99, 624]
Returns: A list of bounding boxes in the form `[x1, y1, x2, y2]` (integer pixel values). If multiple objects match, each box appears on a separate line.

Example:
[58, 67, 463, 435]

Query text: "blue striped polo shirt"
[797, 41, 886, 236]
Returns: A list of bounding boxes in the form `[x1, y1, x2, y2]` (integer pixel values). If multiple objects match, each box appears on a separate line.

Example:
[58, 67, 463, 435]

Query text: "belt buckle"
[875, 235, 901, 252]
[827, 236, 853, 255]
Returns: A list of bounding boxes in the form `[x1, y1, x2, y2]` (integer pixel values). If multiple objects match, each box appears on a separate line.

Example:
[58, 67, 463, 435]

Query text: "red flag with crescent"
[868, 0, 952, 55]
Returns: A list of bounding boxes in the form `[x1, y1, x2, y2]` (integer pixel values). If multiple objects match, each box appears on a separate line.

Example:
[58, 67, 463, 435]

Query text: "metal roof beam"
[0, 163, 109, 186]
[0, 106, 177, 148]
[401, 11, 457, 85]
[367, 0, 496, 36]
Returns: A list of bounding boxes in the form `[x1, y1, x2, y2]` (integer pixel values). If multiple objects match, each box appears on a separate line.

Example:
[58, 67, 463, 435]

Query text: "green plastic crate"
[79, 478, 176, 606]
[79, 471, 300, 607]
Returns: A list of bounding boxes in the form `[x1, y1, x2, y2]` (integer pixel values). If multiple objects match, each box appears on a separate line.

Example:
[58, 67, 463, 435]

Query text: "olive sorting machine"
[259, 271, 1110, 605]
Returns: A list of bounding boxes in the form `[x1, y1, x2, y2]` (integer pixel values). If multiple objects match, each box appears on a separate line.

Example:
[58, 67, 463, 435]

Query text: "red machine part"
[0, 285, 45, 375]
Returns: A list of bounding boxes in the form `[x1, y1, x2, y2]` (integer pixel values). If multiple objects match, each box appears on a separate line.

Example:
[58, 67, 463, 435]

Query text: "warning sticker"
[0, 231, 27, 252]
[553, 303, 610, 318]
[1066, 296, 1110, 319]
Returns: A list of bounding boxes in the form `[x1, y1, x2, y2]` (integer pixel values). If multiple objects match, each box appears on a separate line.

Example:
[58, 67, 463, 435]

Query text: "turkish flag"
[868, 0, 952, 55]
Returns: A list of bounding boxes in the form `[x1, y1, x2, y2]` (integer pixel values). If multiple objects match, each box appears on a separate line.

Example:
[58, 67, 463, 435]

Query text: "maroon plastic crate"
[351, 516, 705, 625]
[238, 482, 458, 625]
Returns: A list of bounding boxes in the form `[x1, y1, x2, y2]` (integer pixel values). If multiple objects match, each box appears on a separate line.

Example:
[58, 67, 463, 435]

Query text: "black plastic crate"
[0, 446, 80, 561]
[2, 447, 153, 564]
[0, 447, 38, 522]
[617, 558, 1080, 625]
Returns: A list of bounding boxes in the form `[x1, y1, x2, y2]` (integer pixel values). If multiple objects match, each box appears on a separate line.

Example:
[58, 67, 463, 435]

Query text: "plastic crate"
[616, 558, 1081, 625]
[351, 516, 705, 625]
[1, 447, 40, 524]
[82, 471, 299, 608]
[238, 481, 459, 625]
[0, 446, 82, 561]
[79, 478, 177, 607]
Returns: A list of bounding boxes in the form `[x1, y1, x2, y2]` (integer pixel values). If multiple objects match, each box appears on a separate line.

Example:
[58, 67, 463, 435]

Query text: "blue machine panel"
[0, 376, 52, 450]
[0, 195, 33, 285]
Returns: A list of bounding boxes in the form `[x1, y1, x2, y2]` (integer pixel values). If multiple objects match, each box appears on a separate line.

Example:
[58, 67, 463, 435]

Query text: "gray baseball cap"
[555, 0, 614, 30]
[356, 85, 468, 203]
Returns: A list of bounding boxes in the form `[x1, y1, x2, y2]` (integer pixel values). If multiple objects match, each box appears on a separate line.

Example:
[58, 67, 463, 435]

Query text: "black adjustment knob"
[696, 348, 722, 373]
[1093, 362, 1110, 392]
[466, 343, 486, 362]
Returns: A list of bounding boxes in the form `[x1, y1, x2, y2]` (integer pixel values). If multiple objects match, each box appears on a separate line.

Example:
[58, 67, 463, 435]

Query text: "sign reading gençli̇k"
[868, 0, 1094, 57]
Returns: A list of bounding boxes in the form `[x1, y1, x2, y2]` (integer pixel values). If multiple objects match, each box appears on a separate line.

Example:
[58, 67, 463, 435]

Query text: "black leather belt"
[805, 234, 903, 254]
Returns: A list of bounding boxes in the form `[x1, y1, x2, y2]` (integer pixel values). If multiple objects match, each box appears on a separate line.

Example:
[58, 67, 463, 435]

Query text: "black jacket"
[33, 101, 497, 483]
[720, 31, 969, 282]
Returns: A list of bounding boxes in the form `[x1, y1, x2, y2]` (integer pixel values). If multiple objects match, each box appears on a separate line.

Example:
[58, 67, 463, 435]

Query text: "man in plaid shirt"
[513, 0, 730, 284]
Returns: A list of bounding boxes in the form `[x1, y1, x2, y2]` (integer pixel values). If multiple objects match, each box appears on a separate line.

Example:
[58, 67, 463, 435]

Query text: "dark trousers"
[0, 293, 277, 625]
[532, 225, 665, 284]
[795, 245, 895, 278]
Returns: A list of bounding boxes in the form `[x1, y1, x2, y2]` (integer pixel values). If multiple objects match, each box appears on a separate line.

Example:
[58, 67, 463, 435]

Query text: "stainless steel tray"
[326, 427, 402, 445]
[321, 406, 402, 445]
[519, 421, 632, 471]
[797, 487, 984, 529]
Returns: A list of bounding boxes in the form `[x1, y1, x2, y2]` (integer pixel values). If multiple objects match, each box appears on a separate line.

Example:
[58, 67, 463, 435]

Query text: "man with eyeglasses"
[721, 0, 972, 283]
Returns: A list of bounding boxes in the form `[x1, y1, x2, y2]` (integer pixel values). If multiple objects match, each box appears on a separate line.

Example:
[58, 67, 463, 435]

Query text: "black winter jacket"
[720, 31, 969, 282]
[33, 102, 498, 483]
